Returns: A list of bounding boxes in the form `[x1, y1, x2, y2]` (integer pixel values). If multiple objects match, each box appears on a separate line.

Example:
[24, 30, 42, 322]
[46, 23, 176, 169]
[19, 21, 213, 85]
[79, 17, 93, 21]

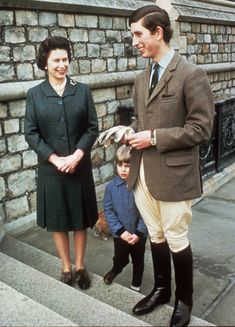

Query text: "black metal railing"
[117, 95, 235, 180]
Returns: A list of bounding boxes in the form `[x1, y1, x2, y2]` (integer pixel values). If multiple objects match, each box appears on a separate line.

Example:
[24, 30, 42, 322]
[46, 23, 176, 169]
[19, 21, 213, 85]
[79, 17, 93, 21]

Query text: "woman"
[24, 36, 98, 289]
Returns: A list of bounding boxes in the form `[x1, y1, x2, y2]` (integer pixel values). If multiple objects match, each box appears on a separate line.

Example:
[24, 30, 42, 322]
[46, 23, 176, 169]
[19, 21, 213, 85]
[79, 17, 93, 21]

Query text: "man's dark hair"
[129, 5, 173, 43]
[37, 36, 72, 71]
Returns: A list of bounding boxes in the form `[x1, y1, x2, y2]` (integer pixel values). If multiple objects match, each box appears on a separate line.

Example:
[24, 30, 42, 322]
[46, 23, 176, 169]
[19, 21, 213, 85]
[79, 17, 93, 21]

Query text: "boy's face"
[131, 19, 160, 59]
[117, 162, 130, 181]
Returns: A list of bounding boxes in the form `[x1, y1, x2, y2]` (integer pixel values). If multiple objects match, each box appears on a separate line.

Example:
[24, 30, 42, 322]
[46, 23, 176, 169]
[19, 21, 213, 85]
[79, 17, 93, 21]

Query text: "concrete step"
[0, 235, 214, 326]
[0, 251, 150, 326]
[0, 280, 77, 326]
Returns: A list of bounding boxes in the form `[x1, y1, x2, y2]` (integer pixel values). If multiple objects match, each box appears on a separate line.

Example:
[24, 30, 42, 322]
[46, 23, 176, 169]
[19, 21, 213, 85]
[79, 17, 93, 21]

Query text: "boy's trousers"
[112, 237, 146, 286]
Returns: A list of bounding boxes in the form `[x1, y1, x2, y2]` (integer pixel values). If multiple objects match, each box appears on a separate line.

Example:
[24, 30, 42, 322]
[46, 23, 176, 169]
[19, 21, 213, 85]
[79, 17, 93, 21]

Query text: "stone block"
[22, 150, 38, 168]
[4, 26, 25, 44]
[0, 155, 21, 174]
[5, 196, 29, 221]
[100, 44, 113, 58]
[89, 30, 105, 43]
[0, 177, 6, 201]
[58, 13, 75, 27]
[9, 100, 26, 118]
[15, 10, 38, 25]
[107, 100, 119, 114]
[79, 60, 91, 74]
[100, 162, 114, 182]
[96, 103, 107, 118]
[28, 27, 48, 42]
[113, 17, 126, 30]
[68, 59, 78, 76]
[0, 10, 13, 25]
[0, 46, 10, 62]
[73, 43, 87, 58]
[106, 30, 121, 43]
[0, 139, 6, 155]
[116, 85, 132, 99]
[75, 15, 98, 28]
[4, 119, 20, 134]
[91, 147, 105, 166]
[0, 64, 15, 82]
[114, 43, 124, 57]
[13, 45, 36, 62]
[88, 44, 100, 58]
[39, 12, 57, 26]
[69, 29, 88, 42]
[0, 104, 7, 118]
[102, 114, 115, 131]
[92, 59, 106, 73]
[107, 58, 116, 72]
[7, 135, 28, 153]
[99, 16, 112, 29]
[117, 58, 127, 71]
[92, 88, 115, 103]
[8, 170, 36, 197]
[16, 63, 33, 80]
[50, 28, 67, 38]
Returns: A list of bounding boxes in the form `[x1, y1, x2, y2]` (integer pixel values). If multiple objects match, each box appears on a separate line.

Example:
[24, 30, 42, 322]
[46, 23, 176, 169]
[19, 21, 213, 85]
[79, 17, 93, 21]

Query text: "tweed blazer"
[128, 53, 215, 201]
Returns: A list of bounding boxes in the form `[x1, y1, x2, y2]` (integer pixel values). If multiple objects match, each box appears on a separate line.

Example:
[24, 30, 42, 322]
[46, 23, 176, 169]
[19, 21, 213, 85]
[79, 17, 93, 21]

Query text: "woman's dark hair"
[37, 36, 72, 71]
[129, 5, 173, 43]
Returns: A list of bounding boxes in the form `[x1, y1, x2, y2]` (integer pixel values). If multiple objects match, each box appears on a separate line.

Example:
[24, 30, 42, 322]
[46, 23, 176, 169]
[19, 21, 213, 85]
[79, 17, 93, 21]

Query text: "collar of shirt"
[114, 175, 127, 187]
[151, 49, 175, 82]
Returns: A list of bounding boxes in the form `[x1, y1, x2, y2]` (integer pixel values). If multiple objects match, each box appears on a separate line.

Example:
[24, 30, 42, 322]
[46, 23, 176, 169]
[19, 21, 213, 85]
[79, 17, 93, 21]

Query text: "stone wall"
[0, 0, 235, 227]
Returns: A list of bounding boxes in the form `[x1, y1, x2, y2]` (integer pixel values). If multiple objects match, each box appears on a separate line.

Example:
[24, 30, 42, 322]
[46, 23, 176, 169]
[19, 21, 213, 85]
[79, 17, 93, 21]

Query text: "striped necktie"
[149, 63, 159, 96]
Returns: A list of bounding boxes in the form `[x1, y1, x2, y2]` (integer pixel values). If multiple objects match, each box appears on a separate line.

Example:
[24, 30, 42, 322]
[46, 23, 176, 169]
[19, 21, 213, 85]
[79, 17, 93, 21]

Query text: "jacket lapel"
[146, 53, 182, 106]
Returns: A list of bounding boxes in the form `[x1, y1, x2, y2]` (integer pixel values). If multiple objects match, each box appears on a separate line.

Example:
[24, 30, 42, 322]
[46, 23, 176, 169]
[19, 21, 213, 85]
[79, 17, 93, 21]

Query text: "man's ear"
[154, 26, 163, 40]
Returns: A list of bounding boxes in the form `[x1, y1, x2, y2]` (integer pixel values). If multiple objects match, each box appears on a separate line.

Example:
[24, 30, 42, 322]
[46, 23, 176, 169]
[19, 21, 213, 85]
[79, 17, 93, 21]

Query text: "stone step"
[0, 251, 150, 326]
[0, 235, 214, 326]
[0, 280, 77, 326]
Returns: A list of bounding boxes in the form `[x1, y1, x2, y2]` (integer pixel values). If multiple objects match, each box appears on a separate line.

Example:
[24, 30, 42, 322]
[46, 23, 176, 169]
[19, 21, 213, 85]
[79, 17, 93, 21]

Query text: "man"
[125, 5, 215, 327]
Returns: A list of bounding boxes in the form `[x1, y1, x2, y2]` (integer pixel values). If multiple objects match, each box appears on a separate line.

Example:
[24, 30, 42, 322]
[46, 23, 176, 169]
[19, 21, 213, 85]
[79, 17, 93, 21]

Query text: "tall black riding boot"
[133, 241, 171, 315]
[170, 245, 193, 327]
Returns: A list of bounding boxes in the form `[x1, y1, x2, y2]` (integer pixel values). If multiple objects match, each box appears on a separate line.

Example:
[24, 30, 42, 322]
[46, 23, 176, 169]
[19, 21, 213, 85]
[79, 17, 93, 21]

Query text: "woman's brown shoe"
[61, 271, 73, 286]
[75, 268, 90, 290]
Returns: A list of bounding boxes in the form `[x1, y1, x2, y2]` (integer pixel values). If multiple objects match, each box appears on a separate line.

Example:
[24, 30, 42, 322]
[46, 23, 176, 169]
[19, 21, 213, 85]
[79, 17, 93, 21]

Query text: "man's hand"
[126, 130, 151, 149]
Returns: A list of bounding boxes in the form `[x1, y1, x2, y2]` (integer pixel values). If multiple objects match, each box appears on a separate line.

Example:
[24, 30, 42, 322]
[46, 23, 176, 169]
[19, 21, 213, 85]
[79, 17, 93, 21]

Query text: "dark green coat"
[24, 77, 99, 231]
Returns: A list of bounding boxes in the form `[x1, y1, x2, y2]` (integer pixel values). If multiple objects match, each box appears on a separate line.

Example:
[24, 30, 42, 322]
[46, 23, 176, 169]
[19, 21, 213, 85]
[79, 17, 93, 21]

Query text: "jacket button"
[60, 117, 64, 123]
[58, 100, 63, 105]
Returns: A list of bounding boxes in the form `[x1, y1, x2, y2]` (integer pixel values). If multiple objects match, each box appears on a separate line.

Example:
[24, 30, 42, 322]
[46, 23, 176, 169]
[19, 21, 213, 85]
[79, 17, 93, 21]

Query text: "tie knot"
[152, 62, 159, 72]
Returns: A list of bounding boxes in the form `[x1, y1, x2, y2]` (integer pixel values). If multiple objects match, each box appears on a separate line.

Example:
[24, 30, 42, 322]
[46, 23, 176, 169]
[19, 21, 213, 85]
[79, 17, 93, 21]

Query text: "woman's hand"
[48, 149, 84, 174]
[59, 149, 85, 174]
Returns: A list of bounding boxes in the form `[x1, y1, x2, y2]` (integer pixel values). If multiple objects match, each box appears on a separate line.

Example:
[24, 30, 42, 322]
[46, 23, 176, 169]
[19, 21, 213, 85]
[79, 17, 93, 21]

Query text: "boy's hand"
[127, 234, 140, 245]
[120, 231, 132, 242]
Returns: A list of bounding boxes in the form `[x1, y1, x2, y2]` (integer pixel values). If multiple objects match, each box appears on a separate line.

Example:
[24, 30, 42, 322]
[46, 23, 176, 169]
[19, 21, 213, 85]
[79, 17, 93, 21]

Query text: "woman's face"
[46, 48, 69, 82]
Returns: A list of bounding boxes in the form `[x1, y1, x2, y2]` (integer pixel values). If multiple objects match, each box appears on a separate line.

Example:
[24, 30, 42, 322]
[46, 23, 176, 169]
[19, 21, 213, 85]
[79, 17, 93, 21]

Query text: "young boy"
[103, 145, 147, 291]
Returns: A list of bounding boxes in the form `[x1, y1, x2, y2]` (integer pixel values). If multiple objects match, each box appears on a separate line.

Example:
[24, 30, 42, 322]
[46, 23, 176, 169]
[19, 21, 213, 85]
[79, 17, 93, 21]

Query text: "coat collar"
[145, 52, 182, 106]
[40, 76, 78, 97]
[114, 175, 127, 187]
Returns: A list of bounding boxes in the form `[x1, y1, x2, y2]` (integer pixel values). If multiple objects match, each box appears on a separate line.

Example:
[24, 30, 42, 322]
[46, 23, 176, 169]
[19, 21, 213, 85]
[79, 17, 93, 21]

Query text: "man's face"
[131, 19, 159, 59]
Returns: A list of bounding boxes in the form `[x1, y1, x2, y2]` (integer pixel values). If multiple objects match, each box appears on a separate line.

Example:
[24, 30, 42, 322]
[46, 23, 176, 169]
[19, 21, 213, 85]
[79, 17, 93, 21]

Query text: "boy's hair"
[129, 5, 173, 43]
[116, 145, 132, 164]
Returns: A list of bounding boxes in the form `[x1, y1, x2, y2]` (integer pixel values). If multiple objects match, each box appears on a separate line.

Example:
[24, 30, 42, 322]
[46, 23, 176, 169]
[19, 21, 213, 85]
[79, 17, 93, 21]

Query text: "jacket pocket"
[166, 154, 194, 166]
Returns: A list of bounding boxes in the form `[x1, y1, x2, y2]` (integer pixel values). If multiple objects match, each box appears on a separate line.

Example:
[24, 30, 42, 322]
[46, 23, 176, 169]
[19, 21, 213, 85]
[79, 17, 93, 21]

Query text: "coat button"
[60, 117, 65, 123]
[58, 100, 63, 105]
[61, 136, 66, 141]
